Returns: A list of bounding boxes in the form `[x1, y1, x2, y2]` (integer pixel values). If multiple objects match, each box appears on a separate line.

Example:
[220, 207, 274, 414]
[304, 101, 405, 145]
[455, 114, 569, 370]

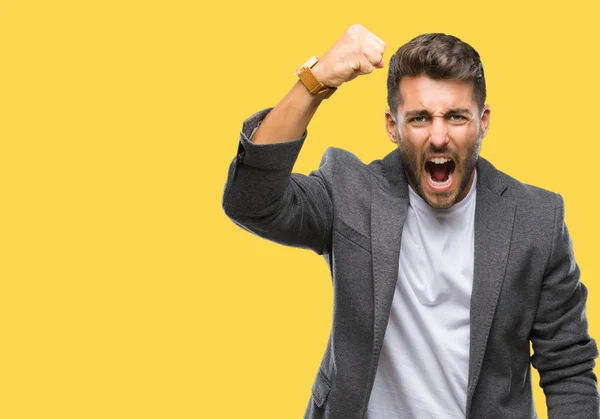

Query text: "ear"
[480, 104, 491, 138]
[385, 109, 399, 144]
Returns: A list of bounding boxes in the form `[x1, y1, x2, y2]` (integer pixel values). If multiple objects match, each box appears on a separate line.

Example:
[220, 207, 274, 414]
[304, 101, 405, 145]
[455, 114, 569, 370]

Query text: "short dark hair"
[387, 33, 486, 114]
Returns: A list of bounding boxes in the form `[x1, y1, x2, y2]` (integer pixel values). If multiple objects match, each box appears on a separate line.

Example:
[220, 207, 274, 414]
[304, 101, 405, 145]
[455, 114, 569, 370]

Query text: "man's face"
[385, 75, 491, 209]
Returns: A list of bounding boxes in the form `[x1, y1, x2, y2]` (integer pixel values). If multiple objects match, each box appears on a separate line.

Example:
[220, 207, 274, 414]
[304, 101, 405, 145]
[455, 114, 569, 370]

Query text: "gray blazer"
[222, 109, 599, 419]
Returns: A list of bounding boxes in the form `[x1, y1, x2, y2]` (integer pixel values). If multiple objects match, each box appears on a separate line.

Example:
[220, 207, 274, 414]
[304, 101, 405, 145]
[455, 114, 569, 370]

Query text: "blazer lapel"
[369, 150, 409, 371]
[466, 158, 517, 414]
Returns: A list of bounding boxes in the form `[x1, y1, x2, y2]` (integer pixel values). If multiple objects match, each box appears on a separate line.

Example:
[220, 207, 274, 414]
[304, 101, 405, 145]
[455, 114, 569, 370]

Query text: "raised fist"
[311, 24, 387, 88]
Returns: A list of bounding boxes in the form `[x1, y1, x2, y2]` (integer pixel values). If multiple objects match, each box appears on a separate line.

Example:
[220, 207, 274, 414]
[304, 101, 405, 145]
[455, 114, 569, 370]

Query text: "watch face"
[304, 56, 319, 68]
[296, 57, 318, 76]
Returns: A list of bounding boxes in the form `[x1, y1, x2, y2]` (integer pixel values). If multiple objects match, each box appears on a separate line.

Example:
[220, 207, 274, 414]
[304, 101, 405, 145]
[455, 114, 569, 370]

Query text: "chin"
[423, 191, 457, 209]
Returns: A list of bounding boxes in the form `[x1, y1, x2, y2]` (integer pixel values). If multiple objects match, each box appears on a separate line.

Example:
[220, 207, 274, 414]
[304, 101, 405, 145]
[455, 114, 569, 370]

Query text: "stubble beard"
[396, 126, 482, 209]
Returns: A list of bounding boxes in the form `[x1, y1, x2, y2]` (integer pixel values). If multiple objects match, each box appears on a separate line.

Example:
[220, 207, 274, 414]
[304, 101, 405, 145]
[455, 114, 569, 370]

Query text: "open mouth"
[424, 157, 456, 189]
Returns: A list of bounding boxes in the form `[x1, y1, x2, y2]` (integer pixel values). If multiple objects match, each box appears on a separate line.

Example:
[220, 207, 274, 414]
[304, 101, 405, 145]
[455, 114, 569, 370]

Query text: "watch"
[295, 56, 336, 99]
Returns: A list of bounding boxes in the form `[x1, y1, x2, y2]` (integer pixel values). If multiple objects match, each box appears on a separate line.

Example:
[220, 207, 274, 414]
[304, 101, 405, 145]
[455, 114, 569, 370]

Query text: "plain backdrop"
[1, 0, 599, 418]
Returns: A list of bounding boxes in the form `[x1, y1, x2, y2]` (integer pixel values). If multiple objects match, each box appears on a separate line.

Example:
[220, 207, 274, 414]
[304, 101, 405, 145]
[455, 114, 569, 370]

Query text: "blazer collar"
[379, 148, 409, 198]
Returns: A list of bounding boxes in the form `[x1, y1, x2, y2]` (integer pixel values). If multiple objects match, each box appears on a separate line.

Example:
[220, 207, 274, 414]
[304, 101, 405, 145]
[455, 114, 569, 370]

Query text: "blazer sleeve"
[530, 193, 600, 418]
[222, 108, 335, 255]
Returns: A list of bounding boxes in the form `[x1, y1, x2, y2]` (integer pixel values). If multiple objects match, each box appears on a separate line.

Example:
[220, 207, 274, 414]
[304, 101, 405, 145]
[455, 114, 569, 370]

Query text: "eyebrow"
[404, 108, 474, 118]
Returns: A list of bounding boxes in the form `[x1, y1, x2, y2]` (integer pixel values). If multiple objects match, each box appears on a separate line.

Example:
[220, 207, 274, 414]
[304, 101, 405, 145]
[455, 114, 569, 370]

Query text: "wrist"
[295, 56, 337, 99]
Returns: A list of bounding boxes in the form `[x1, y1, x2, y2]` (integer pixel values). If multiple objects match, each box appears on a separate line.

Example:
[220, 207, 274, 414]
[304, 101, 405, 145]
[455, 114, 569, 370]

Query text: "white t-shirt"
[366, 172, 477, 419]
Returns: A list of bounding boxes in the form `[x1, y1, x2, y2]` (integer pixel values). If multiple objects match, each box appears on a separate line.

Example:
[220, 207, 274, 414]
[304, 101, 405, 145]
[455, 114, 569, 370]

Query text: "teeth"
[427, 170, 453, 187]
[428, 157, 451, 164]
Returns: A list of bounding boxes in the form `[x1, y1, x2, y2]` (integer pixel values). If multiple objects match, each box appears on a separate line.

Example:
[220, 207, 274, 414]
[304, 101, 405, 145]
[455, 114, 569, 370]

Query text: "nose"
[428, 117, 450, 149]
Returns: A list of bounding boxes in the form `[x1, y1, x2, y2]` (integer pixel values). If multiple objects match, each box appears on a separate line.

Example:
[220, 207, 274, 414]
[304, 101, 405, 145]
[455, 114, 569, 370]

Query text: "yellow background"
[1, 0, 599, 418]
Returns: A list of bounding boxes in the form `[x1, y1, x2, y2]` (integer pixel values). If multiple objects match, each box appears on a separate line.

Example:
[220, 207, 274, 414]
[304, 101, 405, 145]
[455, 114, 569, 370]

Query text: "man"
[222, 25, 599, 418]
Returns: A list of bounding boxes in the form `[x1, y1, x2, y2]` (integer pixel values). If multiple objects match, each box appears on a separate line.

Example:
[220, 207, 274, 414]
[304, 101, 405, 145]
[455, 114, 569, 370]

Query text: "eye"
[408, 116, 429, 124]
[448, 114, 468, 122]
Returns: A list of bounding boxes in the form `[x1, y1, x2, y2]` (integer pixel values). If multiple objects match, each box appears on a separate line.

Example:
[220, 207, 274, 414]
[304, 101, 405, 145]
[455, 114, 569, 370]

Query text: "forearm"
[251, 80, 324, 145]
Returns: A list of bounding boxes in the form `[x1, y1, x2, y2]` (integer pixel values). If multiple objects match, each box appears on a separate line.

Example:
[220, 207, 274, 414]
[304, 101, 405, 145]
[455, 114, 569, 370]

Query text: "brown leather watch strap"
[295, 56, 336, 99]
